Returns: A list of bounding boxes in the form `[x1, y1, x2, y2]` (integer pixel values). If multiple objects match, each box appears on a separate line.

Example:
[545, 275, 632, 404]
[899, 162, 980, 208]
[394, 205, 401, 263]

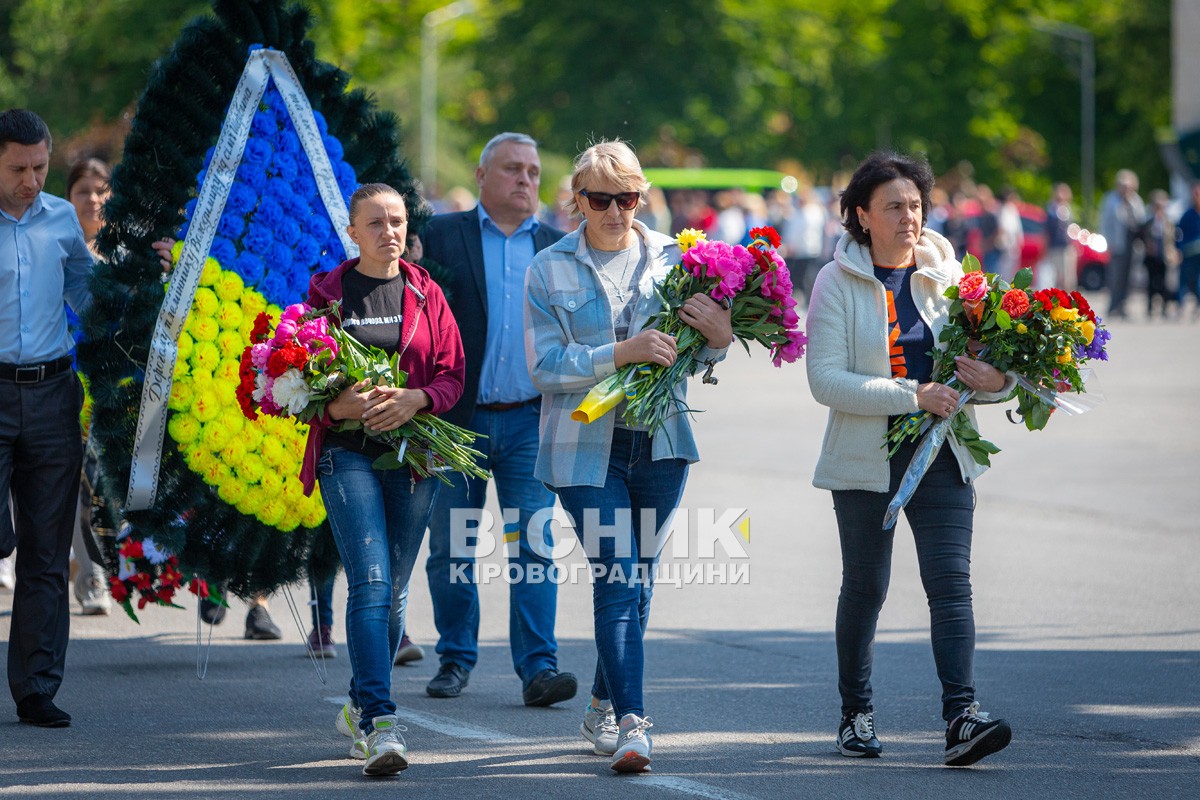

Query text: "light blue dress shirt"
[477, 204, 539, 404]
[0, 193, 93, 364]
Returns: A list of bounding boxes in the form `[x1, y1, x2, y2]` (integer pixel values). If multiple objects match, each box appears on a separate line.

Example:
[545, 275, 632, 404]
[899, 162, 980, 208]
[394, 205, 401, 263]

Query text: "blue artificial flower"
[217, 213, 246, 242]
[336, 161, 358, 199]
[253, 196, 284, 229]
[235, 251, 267, 287]
[293, 235, 321, 269]
[209, 236, 237, 267]
[271, 241, 294, 272]
[260, 270, 291, 306]
[226, 183, 258, 216]
[196, 167, 208, 186]
[235, 161, 268, 194]
[312, 111, 328, 137]
[303, 211, 332, 242]
[248, 43, 264, 53]
[183, 197, 199, 223]
[251, 112, 277, 139]
[202, 146, 216, 170]
[278, 183, 306, 219]
[243, 138, 273, 169]
[322, 135, 345, 162]
[295, 173, 318, 201]
[277, 217, 302, 249]
[273, 149, 298, 181]
[244, 221, 275, 259]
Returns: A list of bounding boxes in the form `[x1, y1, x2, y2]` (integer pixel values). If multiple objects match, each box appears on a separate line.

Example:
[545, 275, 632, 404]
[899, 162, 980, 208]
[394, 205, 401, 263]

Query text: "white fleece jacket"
[805, 229, 1015, 492]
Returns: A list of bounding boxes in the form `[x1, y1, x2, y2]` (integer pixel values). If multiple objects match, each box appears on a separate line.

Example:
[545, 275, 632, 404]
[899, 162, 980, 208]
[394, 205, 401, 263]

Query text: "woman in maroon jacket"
[301, 183, 464, 777]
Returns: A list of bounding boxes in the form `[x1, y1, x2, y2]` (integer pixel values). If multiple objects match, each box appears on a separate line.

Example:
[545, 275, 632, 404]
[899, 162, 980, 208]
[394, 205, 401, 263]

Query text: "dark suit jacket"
[422, 207, 565, 427]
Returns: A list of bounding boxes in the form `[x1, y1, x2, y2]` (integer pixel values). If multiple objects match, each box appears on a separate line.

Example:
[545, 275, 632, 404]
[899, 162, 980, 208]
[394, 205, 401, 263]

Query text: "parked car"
[958, 200, 1109, 290]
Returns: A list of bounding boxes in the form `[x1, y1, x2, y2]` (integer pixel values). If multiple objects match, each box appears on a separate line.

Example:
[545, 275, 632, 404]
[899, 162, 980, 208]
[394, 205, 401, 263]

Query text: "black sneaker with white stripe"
[944, 702, 1011, 766]
[836, 710, 882, 757]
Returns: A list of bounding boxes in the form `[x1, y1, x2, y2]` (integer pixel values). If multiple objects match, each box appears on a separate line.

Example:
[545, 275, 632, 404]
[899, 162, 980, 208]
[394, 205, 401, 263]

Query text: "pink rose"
[958, 271, 988, 301]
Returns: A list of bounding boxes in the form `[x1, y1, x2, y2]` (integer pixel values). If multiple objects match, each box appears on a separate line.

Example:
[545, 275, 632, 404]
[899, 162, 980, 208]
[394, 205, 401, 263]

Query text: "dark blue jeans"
[554, 429, 688, 720]
[425, 402, 559, 684]
[318, 446, 437, 730]
[831, 442, 976, 722]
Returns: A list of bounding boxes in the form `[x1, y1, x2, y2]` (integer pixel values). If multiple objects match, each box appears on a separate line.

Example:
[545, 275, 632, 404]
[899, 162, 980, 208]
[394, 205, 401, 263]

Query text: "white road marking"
[324, 697, 526, 742]
[641, 776, 761, 800]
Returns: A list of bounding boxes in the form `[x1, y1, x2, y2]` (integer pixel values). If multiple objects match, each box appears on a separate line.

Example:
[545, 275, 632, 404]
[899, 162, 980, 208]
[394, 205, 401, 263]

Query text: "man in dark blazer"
[420, 132, 575, 706]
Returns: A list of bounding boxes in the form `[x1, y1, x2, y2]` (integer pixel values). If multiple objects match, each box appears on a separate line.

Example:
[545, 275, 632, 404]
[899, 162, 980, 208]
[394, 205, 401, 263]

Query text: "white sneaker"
[581, 700, 619, 755]
[76, 576, 112, 616]
[362, 715, 409, 776]
[0, 555, 14, 590]
[610, 713, 653, 773]
[335, 702, 367, 760]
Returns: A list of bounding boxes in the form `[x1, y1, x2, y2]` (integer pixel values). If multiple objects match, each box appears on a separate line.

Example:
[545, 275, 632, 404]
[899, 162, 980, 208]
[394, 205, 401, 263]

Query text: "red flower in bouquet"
[250, 311, 273, 343]
[749, 225, 781, 249]
[109, 576, 129, 603]
[958, 271, 988, 327]
[1000, 289, 1030, 318]
[266, 340, 310, 378]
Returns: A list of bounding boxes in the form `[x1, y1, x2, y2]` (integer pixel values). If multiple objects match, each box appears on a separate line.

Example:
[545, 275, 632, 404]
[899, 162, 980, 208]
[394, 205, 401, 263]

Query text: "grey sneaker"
[363, 715, 409, 776]
[610, 713, 653, 773]
[335, 702, 367, 760]
[76, 576, 112, 616]
[581, 701, 619, 755]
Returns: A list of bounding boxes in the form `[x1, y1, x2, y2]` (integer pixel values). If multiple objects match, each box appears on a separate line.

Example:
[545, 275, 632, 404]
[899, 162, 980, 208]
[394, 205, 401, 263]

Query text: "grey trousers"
[1, 370, 84, 703]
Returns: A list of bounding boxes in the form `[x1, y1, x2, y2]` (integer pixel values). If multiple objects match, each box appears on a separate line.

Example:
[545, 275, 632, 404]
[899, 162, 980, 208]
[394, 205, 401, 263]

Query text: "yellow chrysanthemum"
[215, 271, 245, 302]
[170, 240, 184, 265]
[199, 258, 221, 287]
[260, 470, 285, 495]
[236, 452, 266, 484]
[676, 228, 706, 252]
[188, 315, 219, 343]
[220, 437, 248, 467]
[177, 330, 195, 362]
[241, 292, 268, 318]
[258, 497, 286, 527]
[302, 502, 326, 528]
[240, 424, 265, 453]
[203, 458, 233, 486]
[168, 380, 194, 412]
[261, 436, 287, 469]
[168, 413, 202, 444]
[191, 389, 222, 423]
[216, 302, 244, 332]
[189, 368, 214, 388]
[217, 479, 247, 506]
[191, 341, 221, 373]
[173, 358, 191, 380]
[236, 487, 264, 516]
[216, 330, 244, 360]
[201, 419, 234, 452]
[193, 287, 219, 319]
[215, 358, 242, 386]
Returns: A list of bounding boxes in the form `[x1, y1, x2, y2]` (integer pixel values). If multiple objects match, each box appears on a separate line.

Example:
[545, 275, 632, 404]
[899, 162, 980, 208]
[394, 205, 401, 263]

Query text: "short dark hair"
[840, 151, 934, 246]
[348, 182, 404, 223]
[0, 108, 52, 153]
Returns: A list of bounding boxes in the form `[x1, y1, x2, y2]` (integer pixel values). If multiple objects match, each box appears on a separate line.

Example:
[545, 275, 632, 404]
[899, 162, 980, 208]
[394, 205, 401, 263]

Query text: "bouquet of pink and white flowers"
[236, 302, 489, 483]
[573, 226, 807, 431]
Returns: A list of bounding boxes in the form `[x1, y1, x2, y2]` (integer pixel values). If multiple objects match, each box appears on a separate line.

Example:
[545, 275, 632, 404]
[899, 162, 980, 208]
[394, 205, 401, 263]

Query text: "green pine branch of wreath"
[77, 0, 423, 603]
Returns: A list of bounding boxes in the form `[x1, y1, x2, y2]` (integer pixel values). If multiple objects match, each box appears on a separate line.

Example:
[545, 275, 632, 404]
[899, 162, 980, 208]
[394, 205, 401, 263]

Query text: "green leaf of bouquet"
[120, 599, 140, 624]
[962, 253, 982, 273]
[996, 309, 1012, 330]
[372, 451, 403, 470]
[1012, 268, 1033, 290]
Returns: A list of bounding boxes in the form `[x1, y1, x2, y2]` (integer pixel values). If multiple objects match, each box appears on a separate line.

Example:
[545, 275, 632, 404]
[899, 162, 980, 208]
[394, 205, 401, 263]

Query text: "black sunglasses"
[580, 189, 639, 212]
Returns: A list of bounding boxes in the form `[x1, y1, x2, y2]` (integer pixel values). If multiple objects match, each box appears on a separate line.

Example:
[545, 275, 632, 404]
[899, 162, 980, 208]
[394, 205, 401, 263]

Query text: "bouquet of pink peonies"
[236, 302, 489, 483]
[573, 226, 807, 432]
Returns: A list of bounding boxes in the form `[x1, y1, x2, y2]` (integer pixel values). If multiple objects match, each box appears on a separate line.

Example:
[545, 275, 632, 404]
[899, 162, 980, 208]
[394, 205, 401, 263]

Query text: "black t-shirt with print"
[324, 269, 405, 459]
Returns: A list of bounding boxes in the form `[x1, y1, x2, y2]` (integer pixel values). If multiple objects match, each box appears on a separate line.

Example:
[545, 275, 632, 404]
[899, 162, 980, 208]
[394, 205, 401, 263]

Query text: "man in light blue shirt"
[0, 109, 92, 728]
[420, 133, 576, 707]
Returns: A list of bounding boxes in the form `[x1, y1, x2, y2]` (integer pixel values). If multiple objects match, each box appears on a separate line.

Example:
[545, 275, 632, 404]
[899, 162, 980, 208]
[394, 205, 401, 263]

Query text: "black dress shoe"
[199, 597, 227, 625]
[244, 605, 282, 640]
[426, 663, 470, 698]
[522, 668, 578, 707]
[17, 693, 71, 727]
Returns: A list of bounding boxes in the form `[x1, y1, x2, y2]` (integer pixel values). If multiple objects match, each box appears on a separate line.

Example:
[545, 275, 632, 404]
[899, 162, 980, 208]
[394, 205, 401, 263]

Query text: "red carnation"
[749, 225, 781, 249]
[251, 312, 273, 343]
[1070, 291, 1096, 322]
[1000, 289, 1030, 318]
[266, 341, 309, 378]
[109, 577, 129, 603]
[189, 577, 210, 598]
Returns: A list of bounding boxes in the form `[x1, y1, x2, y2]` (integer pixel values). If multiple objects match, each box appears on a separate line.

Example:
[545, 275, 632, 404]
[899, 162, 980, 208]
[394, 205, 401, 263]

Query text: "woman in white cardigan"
[806, 152, 1014, 767]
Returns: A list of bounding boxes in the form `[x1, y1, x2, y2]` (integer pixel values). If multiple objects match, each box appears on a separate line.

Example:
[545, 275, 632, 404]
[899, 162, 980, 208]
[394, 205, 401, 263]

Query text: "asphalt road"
[2, 302, 1197, 799]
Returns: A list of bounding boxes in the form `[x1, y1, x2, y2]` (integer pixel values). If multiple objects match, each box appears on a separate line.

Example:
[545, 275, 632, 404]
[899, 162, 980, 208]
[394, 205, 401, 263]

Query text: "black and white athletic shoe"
[944, 702, 1012, 766]
[837, 710, 882, 757]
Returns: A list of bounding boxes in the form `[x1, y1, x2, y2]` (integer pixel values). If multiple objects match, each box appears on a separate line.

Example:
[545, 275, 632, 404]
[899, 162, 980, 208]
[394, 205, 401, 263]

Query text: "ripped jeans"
[319, 446, 438, 731]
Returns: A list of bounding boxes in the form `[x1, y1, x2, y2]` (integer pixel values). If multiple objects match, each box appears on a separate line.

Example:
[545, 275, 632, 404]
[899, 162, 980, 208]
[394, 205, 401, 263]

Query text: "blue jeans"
[831, 442, 977, 722]
[425, 402, 560, 684]
[1178, 255, 1200, 304]
[311, 572, 334, 629]
[554, 429, 688, 720]
[318, 446, 437, 730]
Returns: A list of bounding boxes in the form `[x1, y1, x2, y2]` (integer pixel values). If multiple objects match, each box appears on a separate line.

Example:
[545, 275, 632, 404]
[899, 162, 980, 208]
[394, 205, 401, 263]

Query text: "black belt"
[477, 397, 540, 412]
[0, 355, 74, 384]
